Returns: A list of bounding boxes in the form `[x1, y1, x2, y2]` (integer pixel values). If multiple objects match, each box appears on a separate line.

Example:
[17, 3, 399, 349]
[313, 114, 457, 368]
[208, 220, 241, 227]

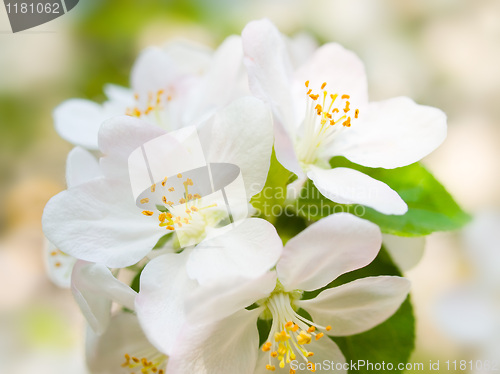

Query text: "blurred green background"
[1, 0, 499, 373]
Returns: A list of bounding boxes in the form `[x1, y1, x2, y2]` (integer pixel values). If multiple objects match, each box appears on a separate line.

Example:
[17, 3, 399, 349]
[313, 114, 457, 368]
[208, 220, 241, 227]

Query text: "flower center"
[140, 175, 225, 247]
[296, 80, 360, 167]
[121, 349, 168, 374]
[125, 89, 174, 119]
[261, 292, 331, 372]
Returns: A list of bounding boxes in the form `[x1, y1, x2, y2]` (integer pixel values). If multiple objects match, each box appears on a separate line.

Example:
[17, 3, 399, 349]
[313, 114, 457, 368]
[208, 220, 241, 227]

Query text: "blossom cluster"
[42, 19, 448, 374]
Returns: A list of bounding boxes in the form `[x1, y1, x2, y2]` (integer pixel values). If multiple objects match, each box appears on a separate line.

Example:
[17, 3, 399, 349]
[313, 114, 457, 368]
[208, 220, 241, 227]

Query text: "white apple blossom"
[242, 19, 447, 215]
[86, 312, 168, 374]
[43, 96, 274, 272]
[53, 37, 247, 150]
[136, 213, 411, 374]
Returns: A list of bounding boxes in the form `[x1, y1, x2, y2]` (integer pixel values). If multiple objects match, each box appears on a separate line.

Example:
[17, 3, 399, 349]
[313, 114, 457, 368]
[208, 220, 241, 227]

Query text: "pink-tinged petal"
[135, 252, 198, 355]
[204, 97, 274, 198]
[383, 234, 426, 271]
[332, 97, 447, 168]
[296, 276, 411, 336]
[242, 19, 296, 132]
[187, 218, 282, 285]
[42, 177, 163, 268]
[71, 261, 137, 335]
[277, 213, 381, 292]
[307, 167, 408, 215]
[167, 308, 261, 374]
[185, 271, 277, 325]
[293, 42, 368, 118]
[98, 115, 167, 179]
[434, 284, 496, 344]
[86, 312, 165, 374]
[53, 99, 112, 150]
[66, 147, 102, 188]
[253, 334, 346, 374]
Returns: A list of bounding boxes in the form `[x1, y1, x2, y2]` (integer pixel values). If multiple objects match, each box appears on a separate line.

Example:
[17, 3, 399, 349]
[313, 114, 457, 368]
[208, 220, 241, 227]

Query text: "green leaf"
[303, 248, 415, 374]
[295, 157, 470, 236]
[130, 266, 144, 293]
[153, 232, 174, 249]
[250, 149, 292, 224]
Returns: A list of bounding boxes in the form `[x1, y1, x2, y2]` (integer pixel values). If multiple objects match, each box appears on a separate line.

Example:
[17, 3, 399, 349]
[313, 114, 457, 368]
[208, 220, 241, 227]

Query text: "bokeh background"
[1, 0, 499, 373]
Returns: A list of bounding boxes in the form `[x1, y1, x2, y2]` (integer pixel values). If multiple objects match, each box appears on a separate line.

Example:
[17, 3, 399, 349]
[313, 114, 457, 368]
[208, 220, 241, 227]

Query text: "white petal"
[187, 218, 282, 284]
[242, 19, 305, 176]
[242, 19, 296, 131]
[66, 147, 102, 188]
[103, 84, 134, 106]
[185, 271, 277, 325]
[254, 335, 346, 374]
[274, 121, 304, 177]
[286, 175, 307, 200]
[135, 252, 198, 355]
[293, 42, 368, 115]
[43, 239, 76, 289]
[185, 35, 247, 124]
[98, 115, 167, 179]
[42, 177, 164, 268]
[162, 39, 212, 75]
[296, 276, 411, 336]
[204, 97, 273, 197]
[167, 308, 261, 374]
[86, 312, 163, 374]
[434, 284, 496, 344]
[307, 167, 408, 215]
[333, 97, 447, 168]
[277, 213, 382, 292]
[131, 47, 179, 96]
[71, 261, 137, 335]
[53, 99, 111, 150]
[287, 32, 319, 68]
[383, 234, 426, 271]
